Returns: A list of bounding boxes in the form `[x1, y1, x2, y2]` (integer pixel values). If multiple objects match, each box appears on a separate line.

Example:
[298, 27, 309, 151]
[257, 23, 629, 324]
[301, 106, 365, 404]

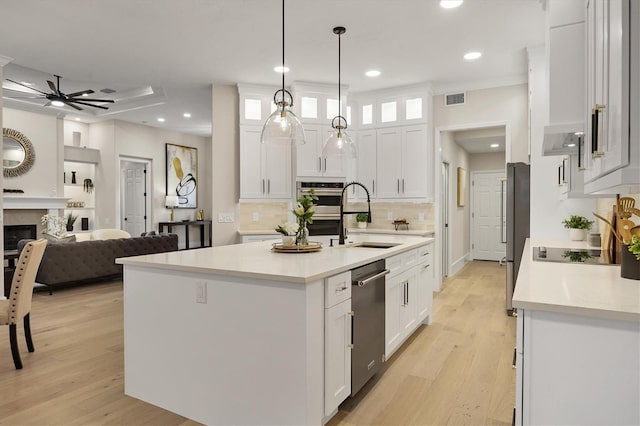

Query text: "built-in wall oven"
[296, 181, 344, 236]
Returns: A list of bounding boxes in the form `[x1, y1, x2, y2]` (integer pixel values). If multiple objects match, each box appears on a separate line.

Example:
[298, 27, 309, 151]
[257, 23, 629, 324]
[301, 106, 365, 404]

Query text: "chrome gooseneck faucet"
[339, 181, 372, 245]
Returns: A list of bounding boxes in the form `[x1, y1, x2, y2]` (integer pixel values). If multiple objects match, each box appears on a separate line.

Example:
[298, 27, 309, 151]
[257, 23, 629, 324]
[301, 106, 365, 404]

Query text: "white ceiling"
[453, 126, 507, 154]
[0, 0, 546, 137]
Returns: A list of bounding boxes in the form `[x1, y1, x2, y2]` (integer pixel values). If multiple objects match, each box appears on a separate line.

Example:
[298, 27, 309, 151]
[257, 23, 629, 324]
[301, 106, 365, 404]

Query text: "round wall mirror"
[3, 128, 35, 177]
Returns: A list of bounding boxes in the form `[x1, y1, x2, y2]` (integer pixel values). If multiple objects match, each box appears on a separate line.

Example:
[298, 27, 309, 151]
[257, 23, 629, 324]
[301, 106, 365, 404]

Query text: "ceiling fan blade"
[70, 100, 109, 110]
[47, 80, 59, 94]
[64, 101, 83, 111]
[66, 89, 95, 97]
[5, 79, 50, 95]
[7, 96, 46, 99]
[69, 97, 114, 103]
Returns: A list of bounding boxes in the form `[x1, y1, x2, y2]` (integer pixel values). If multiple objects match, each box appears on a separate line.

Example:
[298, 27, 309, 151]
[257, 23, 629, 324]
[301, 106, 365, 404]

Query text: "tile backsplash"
[239, 200, 434, 231]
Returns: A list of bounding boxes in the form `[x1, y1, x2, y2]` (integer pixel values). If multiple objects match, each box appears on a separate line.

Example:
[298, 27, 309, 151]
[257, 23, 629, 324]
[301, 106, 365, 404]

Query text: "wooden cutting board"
[602, 211, 614, 259]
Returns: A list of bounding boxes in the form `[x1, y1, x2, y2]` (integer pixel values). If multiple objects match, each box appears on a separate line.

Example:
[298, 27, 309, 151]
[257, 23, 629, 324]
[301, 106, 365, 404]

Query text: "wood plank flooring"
[0, 261, 514, 425]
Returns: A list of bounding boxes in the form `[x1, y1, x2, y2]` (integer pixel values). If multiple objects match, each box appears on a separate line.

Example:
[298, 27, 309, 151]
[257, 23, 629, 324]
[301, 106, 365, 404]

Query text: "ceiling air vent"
[445, 92, 465, 106]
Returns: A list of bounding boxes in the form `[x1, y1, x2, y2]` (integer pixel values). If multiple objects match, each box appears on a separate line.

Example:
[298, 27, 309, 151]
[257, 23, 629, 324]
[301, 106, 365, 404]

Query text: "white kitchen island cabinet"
[512, 239, 640, 426]
[118, 234, 433, 426]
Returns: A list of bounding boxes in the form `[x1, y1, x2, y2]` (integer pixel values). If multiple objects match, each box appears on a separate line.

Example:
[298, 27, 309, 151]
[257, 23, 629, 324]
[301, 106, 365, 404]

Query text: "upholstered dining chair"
[0, 239, 47, 369]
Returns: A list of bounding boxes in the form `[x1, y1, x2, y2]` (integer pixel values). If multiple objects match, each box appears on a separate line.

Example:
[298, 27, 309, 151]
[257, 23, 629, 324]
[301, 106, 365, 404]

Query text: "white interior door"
[472, 170, 505, 261]
[121, 160, 148, 236]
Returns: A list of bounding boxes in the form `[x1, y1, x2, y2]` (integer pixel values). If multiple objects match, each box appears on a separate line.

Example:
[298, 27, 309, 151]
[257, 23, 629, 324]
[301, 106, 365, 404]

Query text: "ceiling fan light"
[50, 100, 65, 107]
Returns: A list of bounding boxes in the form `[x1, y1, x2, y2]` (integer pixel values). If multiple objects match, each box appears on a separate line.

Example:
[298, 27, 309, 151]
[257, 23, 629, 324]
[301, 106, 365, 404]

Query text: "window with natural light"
[327, 98, 339, 119]
[301, 97, 318, 118]
[362, 104, 373, 125]
[244, 99, 261, 120]
[406, 98, 422, 120]
[381, 101, 397, 123]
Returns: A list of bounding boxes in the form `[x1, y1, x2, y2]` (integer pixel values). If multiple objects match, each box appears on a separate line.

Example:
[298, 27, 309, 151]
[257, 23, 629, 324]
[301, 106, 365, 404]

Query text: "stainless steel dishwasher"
[351, 259, 389, 396]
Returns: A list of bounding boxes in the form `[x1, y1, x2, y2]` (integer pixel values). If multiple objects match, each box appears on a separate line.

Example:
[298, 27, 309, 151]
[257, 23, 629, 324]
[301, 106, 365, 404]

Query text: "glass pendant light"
[261, 0, 305, 145]
[322, 26, 356, 158]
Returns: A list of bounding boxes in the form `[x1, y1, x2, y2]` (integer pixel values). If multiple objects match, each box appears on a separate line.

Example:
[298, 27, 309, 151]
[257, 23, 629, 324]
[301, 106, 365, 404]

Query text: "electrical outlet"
[252, 212, 260, 222]
[418, 213, 425, 221]
[387, 211, 393, 221]
[196, 281, 207, 304]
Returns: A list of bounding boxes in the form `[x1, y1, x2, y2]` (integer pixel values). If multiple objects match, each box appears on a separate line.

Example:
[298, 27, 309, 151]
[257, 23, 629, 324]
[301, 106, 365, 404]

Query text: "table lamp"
[165, 195, 179, 221]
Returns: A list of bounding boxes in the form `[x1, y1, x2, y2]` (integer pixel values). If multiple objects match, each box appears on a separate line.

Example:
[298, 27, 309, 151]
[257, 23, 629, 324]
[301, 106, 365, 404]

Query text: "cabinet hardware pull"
[262, 179, 265, 194]
[348, 344, 354, 349]
[318, 157, 322, 172]
[422, 264, 430, 269]
[402, 179, 405, 193]
[336, 285, 348, 292]
[422, 251, 429, 256]
[372, 180, 375, 194]
[397, 179, 400, 193]
[512, 347, 517, 369]
[323, 157, 327, 172]
[267, 179, 270, 194]
[591, 104, 605, 158]
[577, 133, 584, 170]
[348, 310, 355, 316]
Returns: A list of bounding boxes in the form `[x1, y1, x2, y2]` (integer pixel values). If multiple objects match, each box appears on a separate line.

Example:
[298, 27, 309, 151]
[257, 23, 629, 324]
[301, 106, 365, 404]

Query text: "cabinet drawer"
[325, 270, 352, 308]
[418, 244, 433, 265]
[387, 249, 418, 277]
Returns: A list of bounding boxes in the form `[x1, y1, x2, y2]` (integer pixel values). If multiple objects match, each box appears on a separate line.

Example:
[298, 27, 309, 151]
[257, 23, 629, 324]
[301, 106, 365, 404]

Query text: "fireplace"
[4, 224, 37, 251]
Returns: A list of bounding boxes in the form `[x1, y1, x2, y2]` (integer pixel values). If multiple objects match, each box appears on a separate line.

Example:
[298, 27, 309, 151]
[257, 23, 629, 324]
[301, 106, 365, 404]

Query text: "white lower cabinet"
[385, 243, 433, 359]
[516, 309, 640, 426]
[324, 271, 352, 416]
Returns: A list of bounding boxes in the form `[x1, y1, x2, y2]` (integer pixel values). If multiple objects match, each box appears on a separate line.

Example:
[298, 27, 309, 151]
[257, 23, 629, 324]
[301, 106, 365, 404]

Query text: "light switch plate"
[252, 212, 260, 222]
[196, 281, 207, 303]
[418, 213, 425, 221]
[387, 211, 393, 220]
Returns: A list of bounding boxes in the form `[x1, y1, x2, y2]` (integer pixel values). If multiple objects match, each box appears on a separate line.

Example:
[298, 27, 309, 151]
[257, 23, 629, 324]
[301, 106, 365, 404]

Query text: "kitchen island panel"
[123, 265, 325, 425]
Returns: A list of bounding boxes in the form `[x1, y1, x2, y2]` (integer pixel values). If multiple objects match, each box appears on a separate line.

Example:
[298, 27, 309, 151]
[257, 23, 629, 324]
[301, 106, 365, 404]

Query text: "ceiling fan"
[4, 75, 115, 110]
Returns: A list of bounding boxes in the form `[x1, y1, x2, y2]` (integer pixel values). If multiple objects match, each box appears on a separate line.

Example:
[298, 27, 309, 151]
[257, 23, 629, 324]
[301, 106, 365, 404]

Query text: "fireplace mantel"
[3, 196, 70, 210]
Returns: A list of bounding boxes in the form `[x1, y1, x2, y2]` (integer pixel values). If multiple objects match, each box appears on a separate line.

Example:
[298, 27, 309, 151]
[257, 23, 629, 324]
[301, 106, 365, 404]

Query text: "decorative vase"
[71, 171, 77, 184]
[621, 245, 640, 280]
[282, 235, 295, 246]
[296, 224, 309, 246]
[569, 228, 585, 241]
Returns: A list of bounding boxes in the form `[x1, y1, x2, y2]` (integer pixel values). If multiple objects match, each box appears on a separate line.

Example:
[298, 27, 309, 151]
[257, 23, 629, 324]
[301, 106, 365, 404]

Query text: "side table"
[158, 220, 212, 250]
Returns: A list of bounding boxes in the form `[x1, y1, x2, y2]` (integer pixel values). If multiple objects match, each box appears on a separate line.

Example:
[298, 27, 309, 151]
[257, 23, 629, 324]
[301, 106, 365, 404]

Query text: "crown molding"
[0, 54, 14, 67]
[433, 74, 527, 96]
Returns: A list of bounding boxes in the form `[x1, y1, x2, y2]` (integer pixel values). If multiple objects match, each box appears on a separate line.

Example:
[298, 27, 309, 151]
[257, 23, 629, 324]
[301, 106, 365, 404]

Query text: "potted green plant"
[562, 215, 594, 241]
[356, 213, 369, 229]
[65, 213, 78, 232]
[83, 178, 94, 193]
[622, 236, 640, 280]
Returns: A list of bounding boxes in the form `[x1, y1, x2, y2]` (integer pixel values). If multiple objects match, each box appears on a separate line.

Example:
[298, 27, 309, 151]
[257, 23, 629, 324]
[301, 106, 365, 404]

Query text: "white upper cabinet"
[239, 126, 292, 200]
[356, 130, 377, 197]
[547, 0, 585, 125]
[375, 125, 431, 200]
[238, 84, 279, 126]
[583, 0, 640, 194]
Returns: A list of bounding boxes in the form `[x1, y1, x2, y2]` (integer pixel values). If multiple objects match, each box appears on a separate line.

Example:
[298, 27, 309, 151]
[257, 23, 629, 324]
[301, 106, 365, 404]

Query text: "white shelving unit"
[63, 160, 96, 234]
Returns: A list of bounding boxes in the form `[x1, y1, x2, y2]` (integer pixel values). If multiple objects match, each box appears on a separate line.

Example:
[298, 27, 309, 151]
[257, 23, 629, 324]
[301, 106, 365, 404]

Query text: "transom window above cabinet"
[356, 88, 431, 128]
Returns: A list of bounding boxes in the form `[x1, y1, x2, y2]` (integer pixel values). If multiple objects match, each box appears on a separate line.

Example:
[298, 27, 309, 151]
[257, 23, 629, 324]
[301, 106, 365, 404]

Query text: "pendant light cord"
[338, 31, 341, 120]
[281, 0, 285, 97]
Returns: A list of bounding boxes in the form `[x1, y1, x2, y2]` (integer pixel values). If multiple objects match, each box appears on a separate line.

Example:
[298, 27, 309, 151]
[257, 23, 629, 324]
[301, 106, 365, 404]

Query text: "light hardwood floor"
[0, 261, 514, 425]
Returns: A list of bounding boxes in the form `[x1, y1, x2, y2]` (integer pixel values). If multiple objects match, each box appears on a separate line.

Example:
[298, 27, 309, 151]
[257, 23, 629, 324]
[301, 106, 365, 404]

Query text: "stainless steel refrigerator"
[505, 162, 530, 315]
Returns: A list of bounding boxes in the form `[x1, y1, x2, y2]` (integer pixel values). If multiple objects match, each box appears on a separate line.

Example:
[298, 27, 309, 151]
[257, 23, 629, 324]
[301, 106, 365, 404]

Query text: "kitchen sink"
[350, 242, 401, 249]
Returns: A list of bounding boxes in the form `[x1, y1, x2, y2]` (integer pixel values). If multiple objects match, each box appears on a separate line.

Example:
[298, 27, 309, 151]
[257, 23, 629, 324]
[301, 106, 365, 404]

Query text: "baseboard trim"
[450, 253, 470, 276]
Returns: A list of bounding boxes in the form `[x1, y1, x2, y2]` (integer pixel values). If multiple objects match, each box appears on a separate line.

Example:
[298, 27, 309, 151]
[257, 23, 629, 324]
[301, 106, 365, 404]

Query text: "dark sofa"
[18, 233, 178, 294]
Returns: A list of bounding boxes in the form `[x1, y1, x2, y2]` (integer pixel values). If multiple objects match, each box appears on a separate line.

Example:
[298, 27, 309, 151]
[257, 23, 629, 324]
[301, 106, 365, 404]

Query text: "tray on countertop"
[271, 241, 323, 253]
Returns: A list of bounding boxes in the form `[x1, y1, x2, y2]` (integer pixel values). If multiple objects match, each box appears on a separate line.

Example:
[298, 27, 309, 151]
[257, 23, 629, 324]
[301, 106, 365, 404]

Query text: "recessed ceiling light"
[464, 51, 482, 60]
[490, 143, 499, 148]
[183, 113, 191, 118]
[157, 117, 165, 123]
[440, 0, 463, 8]
[274, 66, 290, 73]
[365, 70, 381, 77]
[567, 143, 576, 147]
[75, 117, 81, 121]
[51, 100, 65, 107]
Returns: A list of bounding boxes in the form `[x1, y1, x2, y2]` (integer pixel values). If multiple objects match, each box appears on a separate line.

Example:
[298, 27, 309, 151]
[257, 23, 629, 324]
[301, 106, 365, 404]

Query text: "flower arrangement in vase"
[562, 215, 594, 241]
[275, 222, 299, 246]
[293, 188, 318, 246]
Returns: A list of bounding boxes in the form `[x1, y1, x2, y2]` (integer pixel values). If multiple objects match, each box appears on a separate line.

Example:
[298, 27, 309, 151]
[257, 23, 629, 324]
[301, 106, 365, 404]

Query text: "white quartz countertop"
[237, 228, 435, 237]
[512, 239, 640, 322]
[117, 234, 434, 284]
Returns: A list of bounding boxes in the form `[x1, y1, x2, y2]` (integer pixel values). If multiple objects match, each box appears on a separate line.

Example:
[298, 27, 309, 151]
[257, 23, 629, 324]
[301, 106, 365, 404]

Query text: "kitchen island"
[512, 239, 640, 426]
[117, 234, 434, 425]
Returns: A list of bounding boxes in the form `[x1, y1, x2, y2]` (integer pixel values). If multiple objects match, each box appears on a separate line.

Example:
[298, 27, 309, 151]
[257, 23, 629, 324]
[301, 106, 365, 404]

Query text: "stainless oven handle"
[300, 188, 343, 195]
[312, 213, 341, 219]
[356, 269, 390, 287]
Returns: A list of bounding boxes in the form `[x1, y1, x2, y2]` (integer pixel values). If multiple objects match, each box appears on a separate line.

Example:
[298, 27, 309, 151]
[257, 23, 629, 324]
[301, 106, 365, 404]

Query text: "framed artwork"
[457, 167, 466, 207]
[166, 143, 197, 208]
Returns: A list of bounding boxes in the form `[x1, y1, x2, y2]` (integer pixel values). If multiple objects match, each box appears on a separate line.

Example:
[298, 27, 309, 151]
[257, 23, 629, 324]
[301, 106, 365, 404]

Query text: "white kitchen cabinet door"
[376, 128, 403, 198]
[240, 125, 292, 200]
[416, 248, 434, 322]
[385, 271, 403, 358]
[398, 269, 418, 337]
[240, 126, 265, 199]
[296, 125, 346, 179]
[356, 130, 377, 198]
[324, 298, 352, 416]
[401, 125, 430, 199]
[584, 0, 638, 193]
